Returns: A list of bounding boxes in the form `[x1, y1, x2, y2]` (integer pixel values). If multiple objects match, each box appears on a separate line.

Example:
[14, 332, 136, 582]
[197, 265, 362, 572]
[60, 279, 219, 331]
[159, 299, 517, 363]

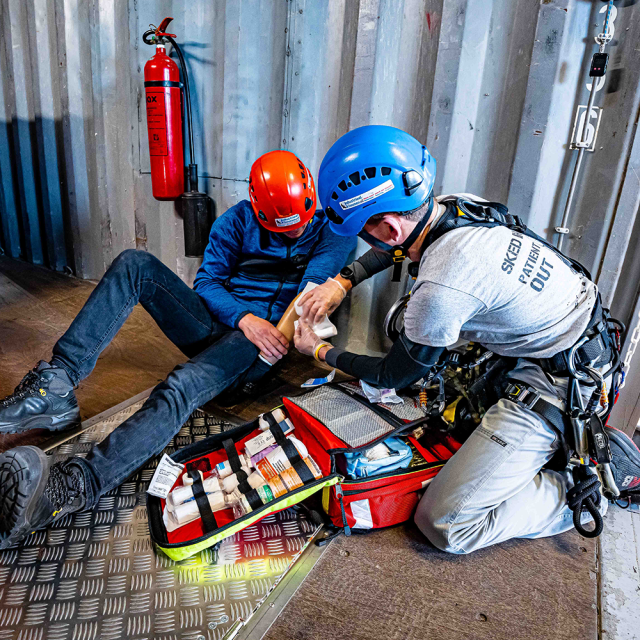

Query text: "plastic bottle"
[231, 484, 275, 519]
[254, 437, 309, 480]
[232, 455, 323, 519]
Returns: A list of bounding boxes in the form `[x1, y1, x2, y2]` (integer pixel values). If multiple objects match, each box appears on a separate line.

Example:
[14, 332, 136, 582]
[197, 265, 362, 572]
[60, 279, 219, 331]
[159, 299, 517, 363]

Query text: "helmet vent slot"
[331, 191, 339, 200]
[349, 172, 361, 186]
[364, 167, 376, 179]
[325, 206, 343, 224]
[338, 180, 348, 192]
[305, 197, 313, 211]
[380, 167, 391, 176]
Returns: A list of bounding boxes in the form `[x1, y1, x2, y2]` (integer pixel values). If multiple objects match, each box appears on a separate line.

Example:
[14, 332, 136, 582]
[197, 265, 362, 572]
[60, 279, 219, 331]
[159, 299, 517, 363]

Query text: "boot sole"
[605, 426, 640, 494]
[0, 447, 50, 549]
[0, 411, 80, 435]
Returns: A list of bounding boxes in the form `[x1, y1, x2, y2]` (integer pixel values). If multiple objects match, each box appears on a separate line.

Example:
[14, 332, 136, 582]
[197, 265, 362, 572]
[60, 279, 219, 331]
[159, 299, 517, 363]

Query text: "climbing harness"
[389, 194, 625, 537]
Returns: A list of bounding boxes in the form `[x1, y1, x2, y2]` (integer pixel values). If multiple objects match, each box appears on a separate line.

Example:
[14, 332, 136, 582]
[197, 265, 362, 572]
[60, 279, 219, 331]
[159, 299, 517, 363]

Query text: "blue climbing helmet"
[318, 125, 436, 238]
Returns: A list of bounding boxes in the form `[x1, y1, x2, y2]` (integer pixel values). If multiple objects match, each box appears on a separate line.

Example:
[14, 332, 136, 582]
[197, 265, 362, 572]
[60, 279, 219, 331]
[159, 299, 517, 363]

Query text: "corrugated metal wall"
[1, 0, 640, 424]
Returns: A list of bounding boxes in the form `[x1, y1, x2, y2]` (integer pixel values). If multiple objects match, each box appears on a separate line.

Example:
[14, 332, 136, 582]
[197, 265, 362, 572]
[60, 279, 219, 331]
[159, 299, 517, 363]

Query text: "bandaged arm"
[324, 331, 444, 388]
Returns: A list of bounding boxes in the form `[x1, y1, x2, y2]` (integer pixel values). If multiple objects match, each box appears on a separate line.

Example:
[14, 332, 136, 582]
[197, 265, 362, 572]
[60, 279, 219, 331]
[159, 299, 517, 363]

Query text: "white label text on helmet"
[339, 179, 395, 211]
[275, 213, 301, 227]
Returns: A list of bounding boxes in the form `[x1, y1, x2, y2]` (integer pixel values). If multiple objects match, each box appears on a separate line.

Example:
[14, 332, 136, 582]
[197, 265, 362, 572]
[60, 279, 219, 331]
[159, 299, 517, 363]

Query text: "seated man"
[0, 150, 356, 549]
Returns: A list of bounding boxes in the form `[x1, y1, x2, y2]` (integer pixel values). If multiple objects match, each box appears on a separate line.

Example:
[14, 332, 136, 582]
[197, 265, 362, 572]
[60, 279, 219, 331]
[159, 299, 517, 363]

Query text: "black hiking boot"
[0, 362, 79, 434]
[606, 426, 640, 497]
[0, 446, 87, 549]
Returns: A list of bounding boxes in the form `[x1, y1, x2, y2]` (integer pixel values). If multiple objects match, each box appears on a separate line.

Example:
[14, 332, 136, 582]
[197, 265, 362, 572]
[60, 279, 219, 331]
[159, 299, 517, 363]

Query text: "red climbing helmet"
[249, 151, 317, 232]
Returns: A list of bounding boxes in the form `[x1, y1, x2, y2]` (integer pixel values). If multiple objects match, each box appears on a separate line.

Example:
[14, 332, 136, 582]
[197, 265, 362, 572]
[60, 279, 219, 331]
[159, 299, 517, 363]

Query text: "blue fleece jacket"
[193, 200, 357, 328]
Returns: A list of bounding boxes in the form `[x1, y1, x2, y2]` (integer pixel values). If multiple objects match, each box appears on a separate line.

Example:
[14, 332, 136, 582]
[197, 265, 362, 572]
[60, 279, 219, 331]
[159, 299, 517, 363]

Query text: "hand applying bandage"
[298, 277, 347, 326]
[294, 319, 333, 362]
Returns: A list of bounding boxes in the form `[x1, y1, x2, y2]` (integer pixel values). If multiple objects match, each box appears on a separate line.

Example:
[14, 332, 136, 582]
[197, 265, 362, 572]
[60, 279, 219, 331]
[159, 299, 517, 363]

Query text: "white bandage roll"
[171, 490, 227, 526]
[169, 475, 222, 509]
[168, 468, 264, 510]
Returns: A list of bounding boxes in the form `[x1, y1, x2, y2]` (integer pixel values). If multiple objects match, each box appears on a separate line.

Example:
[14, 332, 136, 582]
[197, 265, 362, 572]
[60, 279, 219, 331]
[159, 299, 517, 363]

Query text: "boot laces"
[1, 369, 43, 407]
[44, 464, 83, 511]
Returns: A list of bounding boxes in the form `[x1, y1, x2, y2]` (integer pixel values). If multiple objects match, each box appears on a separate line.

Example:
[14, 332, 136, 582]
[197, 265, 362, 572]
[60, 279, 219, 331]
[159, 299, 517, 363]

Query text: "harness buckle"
[511, 215, 526, 232]
[392, 248, 405, 263]
[505, 382, 540, 410]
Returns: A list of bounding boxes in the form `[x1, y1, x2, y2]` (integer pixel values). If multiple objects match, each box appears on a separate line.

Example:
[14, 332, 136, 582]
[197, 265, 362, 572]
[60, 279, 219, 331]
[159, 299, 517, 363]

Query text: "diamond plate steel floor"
[0, 406, 320, 640]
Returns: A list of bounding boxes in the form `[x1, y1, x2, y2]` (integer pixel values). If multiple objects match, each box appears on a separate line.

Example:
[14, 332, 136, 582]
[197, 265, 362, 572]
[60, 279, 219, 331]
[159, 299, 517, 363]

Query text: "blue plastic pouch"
[344, 436, 413, 479]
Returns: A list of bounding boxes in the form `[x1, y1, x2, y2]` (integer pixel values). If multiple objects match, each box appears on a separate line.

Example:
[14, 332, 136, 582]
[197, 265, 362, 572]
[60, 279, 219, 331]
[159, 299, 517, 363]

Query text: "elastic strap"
[358, 197, 434, 282]
[264, 413, 314, 484]
[244, 489, 264, 511]
[222, 438, 253, 494]
[188, 468, 217, 533]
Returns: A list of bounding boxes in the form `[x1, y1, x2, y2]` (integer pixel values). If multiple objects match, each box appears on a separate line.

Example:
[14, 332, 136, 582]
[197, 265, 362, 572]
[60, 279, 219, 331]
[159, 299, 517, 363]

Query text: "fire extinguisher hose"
[165, 35, 197, 191]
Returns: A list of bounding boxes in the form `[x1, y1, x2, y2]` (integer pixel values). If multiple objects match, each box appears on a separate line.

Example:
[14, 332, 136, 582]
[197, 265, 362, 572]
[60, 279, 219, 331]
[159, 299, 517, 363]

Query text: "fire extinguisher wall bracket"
[180, 190, 215, 258]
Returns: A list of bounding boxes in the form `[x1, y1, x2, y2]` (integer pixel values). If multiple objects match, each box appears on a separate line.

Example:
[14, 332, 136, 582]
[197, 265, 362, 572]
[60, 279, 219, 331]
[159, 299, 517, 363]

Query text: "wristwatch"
[339, 265, 357, 287]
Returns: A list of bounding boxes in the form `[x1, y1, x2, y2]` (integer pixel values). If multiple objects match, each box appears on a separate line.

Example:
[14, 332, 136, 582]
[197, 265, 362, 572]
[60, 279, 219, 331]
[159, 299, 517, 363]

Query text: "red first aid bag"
[283, 382, 461, 533]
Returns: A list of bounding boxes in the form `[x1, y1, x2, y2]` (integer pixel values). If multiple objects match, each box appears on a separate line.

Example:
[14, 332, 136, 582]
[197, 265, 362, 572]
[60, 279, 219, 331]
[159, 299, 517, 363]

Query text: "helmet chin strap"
[358, 197, 434, 282]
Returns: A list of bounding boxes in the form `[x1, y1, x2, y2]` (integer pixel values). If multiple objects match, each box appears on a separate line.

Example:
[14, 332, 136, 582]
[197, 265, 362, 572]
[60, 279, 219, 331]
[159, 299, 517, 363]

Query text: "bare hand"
[298, 278, 347, 325]
[238, 314, 289, 360]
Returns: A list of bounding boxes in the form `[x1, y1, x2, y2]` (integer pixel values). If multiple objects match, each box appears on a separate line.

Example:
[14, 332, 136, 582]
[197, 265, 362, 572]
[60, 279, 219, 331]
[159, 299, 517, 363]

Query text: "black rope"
[567, 466, 603, 538]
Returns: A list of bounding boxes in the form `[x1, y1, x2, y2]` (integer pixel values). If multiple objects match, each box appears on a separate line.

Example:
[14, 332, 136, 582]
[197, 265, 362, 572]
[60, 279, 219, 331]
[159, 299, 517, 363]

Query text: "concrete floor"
[1, 255, 636, 639]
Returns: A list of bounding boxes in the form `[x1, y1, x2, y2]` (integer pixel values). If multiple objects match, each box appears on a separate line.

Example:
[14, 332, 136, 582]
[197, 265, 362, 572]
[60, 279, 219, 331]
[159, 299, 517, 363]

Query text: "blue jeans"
[51, 249, 270, 509]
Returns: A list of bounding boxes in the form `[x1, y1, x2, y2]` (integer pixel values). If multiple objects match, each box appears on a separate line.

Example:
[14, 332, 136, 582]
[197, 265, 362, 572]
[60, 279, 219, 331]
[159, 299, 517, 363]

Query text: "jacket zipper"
[266, 244, 291, 322]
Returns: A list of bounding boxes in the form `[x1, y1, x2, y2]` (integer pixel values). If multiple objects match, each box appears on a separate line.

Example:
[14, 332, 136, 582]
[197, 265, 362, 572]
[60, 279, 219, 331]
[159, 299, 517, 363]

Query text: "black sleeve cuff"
[324, 347, 346, 368]
[351, 249, 394, 285]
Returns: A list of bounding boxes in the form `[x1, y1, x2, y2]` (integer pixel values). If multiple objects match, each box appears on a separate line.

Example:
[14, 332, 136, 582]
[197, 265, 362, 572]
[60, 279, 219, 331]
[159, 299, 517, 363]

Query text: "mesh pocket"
[286, 386, 396, 448]
[337, 382, 426, 422]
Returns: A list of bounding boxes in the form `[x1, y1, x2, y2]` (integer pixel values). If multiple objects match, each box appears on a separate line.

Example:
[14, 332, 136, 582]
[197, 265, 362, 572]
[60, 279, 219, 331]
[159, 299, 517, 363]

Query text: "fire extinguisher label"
[146, 90, 168, 156]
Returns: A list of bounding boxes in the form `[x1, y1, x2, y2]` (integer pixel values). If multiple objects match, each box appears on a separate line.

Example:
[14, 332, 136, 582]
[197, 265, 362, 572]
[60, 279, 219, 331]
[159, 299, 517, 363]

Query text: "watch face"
[340, 267, 355, 284]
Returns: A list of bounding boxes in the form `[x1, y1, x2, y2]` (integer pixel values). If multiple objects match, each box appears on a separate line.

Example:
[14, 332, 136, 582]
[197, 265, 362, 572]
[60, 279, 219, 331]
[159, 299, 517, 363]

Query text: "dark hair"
[365, 197, 432, 225]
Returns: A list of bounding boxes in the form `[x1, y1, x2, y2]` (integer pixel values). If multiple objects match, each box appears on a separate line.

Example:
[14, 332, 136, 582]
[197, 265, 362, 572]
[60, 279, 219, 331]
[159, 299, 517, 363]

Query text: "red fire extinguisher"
[143, 18, 184, 200]
[142, 18, 214, 256]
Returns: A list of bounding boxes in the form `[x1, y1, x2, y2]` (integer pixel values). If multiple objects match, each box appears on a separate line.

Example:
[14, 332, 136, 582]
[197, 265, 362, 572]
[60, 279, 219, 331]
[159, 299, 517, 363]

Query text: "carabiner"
[567, 336, 591, 382]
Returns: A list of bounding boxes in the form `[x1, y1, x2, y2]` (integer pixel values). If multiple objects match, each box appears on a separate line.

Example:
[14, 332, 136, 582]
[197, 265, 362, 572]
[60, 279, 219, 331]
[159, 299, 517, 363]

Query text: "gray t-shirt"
[404, 222, 597, 358]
